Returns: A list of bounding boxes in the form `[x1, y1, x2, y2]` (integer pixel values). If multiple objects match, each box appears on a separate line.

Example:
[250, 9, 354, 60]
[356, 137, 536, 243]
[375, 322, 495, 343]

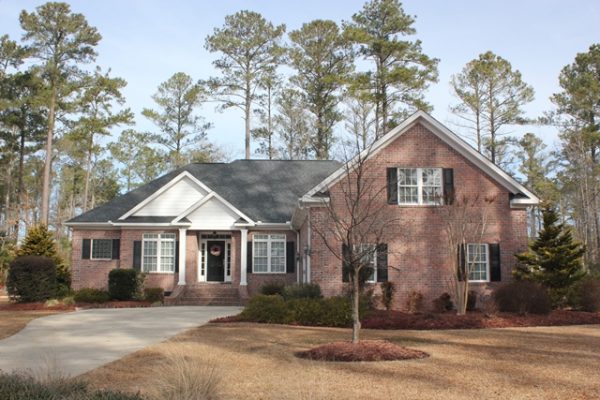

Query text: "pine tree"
[515, 205, 585, 305]
[17, 224, 70, 294]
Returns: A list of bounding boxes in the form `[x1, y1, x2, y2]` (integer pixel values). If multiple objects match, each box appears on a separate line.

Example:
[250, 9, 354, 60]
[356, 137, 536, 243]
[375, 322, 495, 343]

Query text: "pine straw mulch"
[295, 339, 429, 362]
[0, 300, 152, 312]
[361, 309, 600, 330]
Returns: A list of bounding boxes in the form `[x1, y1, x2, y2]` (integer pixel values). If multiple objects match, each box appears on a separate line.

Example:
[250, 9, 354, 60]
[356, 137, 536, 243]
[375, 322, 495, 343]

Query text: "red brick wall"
[71, 229, 121, 290]
[308, 122, 529, 310]
[246, 230, 297, 296]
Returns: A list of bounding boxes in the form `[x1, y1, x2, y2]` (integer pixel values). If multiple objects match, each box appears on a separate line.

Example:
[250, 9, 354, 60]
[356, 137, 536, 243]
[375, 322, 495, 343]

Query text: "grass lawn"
[82, 322, 600, 400]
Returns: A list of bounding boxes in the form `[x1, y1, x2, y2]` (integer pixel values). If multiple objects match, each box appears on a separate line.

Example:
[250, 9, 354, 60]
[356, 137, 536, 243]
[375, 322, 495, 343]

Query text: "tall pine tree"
[515, 205, 585, 305]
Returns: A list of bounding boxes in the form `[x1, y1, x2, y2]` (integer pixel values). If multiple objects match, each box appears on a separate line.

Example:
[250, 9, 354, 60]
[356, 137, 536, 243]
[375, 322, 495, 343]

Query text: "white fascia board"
[252, 222, 293, 230]
[119, 171, 213, 220]
[303, 110, 540, 205]
[109, 221, 191, 227]
[510, 197, 539, 208]
[64, 222, 117, 229]
[299, 196, 330, 206]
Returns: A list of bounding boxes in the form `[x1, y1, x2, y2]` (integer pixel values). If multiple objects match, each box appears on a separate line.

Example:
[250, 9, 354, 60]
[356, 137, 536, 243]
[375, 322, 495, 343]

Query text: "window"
[142, 233, 176, 273]
[467, 243, 489, 282]
[358, 244, 377, 283]
[253, 234, 286, 273]
[397, 168, 442, 205]
[91, 239, 113, 260]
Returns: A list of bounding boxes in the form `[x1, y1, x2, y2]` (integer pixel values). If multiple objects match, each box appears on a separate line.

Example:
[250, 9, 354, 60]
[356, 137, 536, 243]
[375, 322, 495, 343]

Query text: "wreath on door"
[210, 244, 222, 257]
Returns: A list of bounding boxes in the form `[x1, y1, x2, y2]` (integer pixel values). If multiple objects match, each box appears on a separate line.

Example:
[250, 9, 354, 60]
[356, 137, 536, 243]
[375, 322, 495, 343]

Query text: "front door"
[206, 240, 225, 282]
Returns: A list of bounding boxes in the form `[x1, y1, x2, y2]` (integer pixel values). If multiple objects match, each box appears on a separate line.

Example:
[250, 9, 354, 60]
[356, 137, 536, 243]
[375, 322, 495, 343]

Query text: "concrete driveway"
[0, 306, 241, 376]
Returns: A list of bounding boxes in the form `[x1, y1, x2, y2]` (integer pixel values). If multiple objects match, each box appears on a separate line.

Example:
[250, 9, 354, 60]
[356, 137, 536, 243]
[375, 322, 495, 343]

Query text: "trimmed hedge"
[239, 294, 355, 327]
[108, 269, 139, 301]
[6, 256, 57, 302]
[73, 288, 111, 304]
[494, 281, 552, 315]
[144, 287, 164, 303]
[0, 371, 143, 400]
[281, 283, 322, 300]
[259, 281, 285, 296]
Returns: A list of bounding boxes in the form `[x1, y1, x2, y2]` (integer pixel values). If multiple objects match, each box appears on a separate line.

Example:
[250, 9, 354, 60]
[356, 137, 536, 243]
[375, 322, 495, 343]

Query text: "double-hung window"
[91, 239, 113, 260]
[142, 233, 176, 273]
[357, 244, 377, 283]
[253, 234, 286, 273]
[466, 243, 489, 282]
[398, 168, 442, 205]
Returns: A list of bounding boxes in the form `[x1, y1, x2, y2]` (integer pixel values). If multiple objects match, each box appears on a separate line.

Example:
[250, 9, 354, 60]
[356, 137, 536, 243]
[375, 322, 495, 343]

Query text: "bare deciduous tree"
[439, 194, 494, 315]
[312, 144, 398, 342]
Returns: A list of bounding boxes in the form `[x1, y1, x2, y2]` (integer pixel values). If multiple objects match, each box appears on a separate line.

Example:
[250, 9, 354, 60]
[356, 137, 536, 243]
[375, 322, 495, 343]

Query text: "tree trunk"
[41, 86, 57, 224]
[82, 135, 94, 212]
[15, 123, 26, 239]
[245, 77, 251, 159]
[352, 270, 361, 344]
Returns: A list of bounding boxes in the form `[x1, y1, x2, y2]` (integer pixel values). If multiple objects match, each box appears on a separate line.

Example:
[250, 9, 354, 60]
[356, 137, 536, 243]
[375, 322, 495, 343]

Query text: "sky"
[1, 0, 599, 160]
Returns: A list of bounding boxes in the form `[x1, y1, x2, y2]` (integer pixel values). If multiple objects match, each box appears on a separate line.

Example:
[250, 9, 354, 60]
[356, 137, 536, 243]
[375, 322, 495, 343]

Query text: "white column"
[178, 228, 187, 285]
[240, 228, 248, 286]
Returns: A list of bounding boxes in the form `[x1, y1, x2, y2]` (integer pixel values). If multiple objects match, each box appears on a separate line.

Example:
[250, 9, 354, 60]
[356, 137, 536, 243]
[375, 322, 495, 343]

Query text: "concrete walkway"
[0, 306, 241, 376]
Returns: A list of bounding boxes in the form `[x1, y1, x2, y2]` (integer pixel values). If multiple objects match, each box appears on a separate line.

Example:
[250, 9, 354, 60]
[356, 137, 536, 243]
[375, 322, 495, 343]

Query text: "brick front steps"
[165, 283, 242, 306]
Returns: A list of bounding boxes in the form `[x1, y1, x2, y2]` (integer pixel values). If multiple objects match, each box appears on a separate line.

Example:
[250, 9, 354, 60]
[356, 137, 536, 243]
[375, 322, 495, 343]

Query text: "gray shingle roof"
[67, 160, 341, 224]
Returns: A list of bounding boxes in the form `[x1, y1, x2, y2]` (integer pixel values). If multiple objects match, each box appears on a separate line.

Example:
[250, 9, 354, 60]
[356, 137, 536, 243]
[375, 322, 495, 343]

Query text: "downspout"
[307, 217, 311, 283]
[296, 230, 301, 284]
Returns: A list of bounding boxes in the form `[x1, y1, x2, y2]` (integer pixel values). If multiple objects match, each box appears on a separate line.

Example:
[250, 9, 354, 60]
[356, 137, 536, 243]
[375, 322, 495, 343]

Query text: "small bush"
[569, 276, 600, 312]
[494, 281, 552, 315]
[467, 290, 478, 311]
[320, 296, 353, 327]
[45, 299, 60, 308]
[287, 298, 326, 325]
[74, 288, 111, 304]
[282, 283, 322, 300]
[260, 281, 285, 296]
[62, 296, 75, 306]
[380, 281, 396, 310]
[108, 268, 139, 301]
[6, 255, 57, 302]
[432, 292, 453, 313]
[144, 287, 165, 303]
[0, 371, 143, 400]
[239, 295, 291, 324]
[406, 290, 424, 313]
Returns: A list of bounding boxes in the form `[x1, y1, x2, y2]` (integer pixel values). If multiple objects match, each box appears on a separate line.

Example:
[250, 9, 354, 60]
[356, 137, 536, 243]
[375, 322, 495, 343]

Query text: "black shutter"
[342, 244, 350, 282]
[82, 239, 91, 260]
[376, 243, 388, 282]
[457, 244, 466, 281]
[286, 242, 295, 273]
[111, 239, 120, 260]
[247, 241, 252, 273]
[133, 241, 142, 271]
[489, 243, 501, 282]
[175, 241, 180, 273]
[443, 168, 454, 205]
[387, 168, 398, 204]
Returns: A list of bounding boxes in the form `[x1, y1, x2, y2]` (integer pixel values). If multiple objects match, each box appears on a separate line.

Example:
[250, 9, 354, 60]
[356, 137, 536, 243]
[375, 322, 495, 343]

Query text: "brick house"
[66, 112, 538, 308]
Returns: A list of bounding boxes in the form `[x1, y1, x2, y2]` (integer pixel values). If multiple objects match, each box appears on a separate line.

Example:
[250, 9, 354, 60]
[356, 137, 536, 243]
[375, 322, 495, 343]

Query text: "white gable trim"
[304, 111, 539, 206]
[119, 171, 213, 220]
[172, 190, 256, 225]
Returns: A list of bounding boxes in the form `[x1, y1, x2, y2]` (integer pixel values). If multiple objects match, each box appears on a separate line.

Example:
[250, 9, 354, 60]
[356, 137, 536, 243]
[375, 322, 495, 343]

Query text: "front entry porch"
[198, 234, 232, 283]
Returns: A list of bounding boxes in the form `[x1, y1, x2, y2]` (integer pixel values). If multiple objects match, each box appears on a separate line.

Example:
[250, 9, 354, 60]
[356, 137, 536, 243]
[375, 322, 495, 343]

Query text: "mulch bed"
[361, 310, 600, 330]
[0, 302, 75, 311]
[0, 301, 152, 311]
[295, 340, 429, 362]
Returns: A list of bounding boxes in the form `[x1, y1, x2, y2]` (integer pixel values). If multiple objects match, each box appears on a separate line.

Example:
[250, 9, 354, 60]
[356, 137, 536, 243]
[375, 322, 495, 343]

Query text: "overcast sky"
[1, 0, 599, 159]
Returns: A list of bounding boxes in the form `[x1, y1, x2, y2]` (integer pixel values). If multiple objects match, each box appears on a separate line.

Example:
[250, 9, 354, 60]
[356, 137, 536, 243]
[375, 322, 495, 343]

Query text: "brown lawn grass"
[81, 322, 600, 400]
[0, 310, 65, 340]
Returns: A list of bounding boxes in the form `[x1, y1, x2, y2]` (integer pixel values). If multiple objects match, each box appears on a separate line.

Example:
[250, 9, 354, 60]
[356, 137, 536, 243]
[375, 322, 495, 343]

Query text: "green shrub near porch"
[108, 269, 140, 300]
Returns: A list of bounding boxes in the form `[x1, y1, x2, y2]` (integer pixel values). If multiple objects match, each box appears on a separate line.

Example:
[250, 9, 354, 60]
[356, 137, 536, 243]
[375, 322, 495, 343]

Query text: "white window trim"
[466, 243, 490, 283]
[90, 239, 113, 260]
[397, 167, 442, 206]
[142, 233, 176, 274]
[252, 234, 286, 274]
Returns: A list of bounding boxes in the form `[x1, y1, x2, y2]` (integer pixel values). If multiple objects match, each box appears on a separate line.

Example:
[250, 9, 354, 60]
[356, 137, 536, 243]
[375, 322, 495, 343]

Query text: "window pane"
[398, 168, 417, 185]
[160, 239, 175, 272]
[254, 242, 268, 272]
[254, 234, 268, 241]
[143, 240, 158, 272]
[271, 241, 285, 273]
[467, 244, 488, 281]
[92, 239, 112, 259]
[399, 186, 418, 204]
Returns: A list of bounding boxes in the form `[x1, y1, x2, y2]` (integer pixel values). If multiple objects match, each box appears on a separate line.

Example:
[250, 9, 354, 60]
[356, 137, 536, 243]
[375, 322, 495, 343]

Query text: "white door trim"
[198, 238, 232, 283]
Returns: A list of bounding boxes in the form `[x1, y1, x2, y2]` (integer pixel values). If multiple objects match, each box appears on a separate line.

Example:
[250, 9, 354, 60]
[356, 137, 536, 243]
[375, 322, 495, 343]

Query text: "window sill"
[468, 280, 490, 284]
[89, 258, 114, 261]
[396, 204, 442, 208]
[143, 271, 175, 274]
[251, 271, 287, 275]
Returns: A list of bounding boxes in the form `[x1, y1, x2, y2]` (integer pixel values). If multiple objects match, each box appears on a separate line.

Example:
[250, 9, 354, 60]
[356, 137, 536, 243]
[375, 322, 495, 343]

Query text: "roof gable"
[304, 111, 539, 207]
